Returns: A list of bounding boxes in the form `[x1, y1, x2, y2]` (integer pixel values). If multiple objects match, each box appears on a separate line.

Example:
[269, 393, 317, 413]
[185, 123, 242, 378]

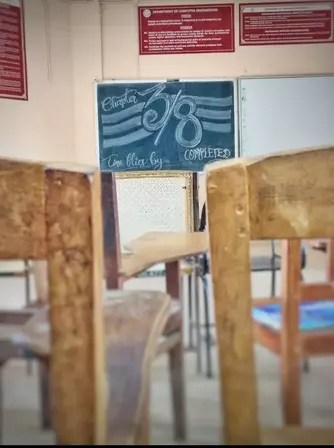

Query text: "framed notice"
[239, 1, 334, 46]
[138, 4, 234, 55]
[0, 0, 28, 100]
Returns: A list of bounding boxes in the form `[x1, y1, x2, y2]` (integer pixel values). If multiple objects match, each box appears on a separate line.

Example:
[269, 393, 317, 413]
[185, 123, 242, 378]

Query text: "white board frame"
[237, 73, 334, 158]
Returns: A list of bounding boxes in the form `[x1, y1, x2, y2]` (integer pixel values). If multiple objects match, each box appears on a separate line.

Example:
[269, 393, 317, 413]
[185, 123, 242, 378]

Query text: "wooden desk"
[120, 231, 209, 379]
[120, 232, 208, 279]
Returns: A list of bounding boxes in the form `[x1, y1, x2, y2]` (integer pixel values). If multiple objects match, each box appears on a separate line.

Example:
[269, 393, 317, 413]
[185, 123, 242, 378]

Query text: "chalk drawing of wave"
[101, 94, 233, 150]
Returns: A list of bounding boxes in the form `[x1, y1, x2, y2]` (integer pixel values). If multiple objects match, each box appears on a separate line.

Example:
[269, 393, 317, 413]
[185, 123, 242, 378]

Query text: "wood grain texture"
[253, 323, 281, 355]
[302, 330, 334, 356]
[206, 162, 260, 445]
[91, 171, 107, 445]
[280, 240, 301, 425]
[45, 167, 104, 445]
[261, 426, 334, 445]
[300, 283, 334, 301]
[18, 289, 172, 446]
[207, 146, 334, 240]
[165, 261, 186, 441]
[103, 290, 171, 445]
[247, 146, 334, 239]
[0, 160, 46, 259]
[121, 232, 208, 278]
[101, 172, 122, 290]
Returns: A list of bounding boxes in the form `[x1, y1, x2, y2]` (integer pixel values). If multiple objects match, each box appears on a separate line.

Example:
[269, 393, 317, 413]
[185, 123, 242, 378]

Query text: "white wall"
[0, 0, 75, 163]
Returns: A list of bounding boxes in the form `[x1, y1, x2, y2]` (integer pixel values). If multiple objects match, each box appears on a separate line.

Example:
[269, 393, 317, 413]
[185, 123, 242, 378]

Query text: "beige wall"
[0, 0, 74, 163]
[2, 0, 333, 168]
[71, 1, 102, 166]
[70, 0, 334, 166]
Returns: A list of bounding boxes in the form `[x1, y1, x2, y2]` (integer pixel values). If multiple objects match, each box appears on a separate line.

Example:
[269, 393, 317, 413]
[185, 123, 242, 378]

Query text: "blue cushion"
[253, 301, 334, 332]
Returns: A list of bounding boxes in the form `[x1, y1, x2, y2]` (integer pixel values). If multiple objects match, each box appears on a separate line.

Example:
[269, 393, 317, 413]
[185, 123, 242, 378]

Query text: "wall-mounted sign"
[138, 4, 234, 55]
[0, 0, 28, 100]
[240, 1, 334, 46]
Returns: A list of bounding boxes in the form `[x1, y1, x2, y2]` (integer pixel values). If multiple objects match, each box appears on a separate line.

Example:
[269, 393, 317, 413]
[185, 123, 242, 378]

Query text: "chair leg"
[302, 359, 310, 373]
[202, 275, 213, 379]
[271, 269, 276, 297]
[281, 340, 302, 425]
[187, 273, 194, 350]
[24, 264, 33, 376]
[194, 261, 202, 374]
[165, 260, 187, 441]
[0, 366, 3, 445]
[24, 262, 31, 307]
[168, 340, 186, 441]
[39, 360, 52, 430]
[300, 272, 310, 373]
[281, 241, 302, 426]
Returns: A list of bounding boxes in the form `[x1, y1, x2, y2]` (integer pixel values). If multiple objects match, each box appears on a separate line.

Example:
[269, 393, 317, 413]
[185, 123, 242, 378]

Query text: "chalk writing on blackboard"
[97, 80, 235, 172]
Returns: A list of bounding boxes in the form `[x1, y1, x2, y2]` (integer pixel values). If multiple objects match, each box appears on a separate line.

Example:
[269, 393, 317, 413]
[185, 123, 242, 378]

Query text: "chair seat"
[253, 300, 334, 332]
[10, 298, 182, 359]
[261, 426, 334, 445]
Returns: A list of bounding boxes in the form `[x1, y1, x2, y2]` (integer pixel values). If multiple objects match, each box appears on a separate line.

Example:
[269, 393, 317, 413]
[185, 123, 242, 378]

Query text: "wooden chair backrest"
[31, 172, 121, 302]
[0, 159, 105, 444]
[205, 146, 334, 445]
[101, 172, 122, 289]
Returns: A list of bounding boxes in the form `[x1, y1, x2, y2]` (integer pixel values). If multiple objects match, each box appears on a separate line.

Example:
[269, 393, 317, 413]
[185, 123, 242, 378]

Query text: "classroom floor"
[0, 242, 333, 445]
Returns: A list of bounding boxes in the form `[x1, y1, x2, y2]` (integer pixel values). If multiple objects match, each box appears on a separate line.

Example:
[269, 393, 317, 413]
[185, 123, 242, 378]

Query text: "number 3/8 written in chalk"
[97, 80, 235, 172]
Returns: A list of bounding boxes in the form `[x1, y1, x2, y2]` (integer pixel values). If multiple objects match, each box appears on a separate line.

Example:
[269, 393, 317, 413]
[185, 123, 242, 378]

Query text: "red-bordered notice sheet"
[138, 4, 235, 55]
[0, 0, 28, 100]
[239, 1, 334, 46]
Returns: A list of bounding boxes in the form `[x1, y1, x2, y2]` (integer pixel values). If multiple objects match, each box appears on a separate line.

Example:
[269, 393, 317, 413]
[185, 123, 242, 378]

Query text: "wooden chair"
[21, 172, 187, 441]
[196, 204, 308, 379]
[206, 146, 334, 445]
[0, 157, 182, 444]
[27, 254, 186, 442]
[14, 290, 175, 445]
[252, 238, 334, 425]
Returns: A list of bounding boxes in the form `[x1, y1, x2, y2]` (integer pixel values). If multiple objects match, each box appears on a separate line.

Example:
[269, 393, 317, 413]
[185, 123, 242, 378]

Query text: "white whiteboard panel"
[239, 75, 334, 158]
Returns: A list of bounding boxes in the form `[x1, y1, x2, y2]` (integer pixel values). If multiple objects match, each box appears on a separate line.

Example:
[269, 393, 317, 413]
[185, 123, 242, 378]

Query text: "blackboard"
[96, 80, 236, 172]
